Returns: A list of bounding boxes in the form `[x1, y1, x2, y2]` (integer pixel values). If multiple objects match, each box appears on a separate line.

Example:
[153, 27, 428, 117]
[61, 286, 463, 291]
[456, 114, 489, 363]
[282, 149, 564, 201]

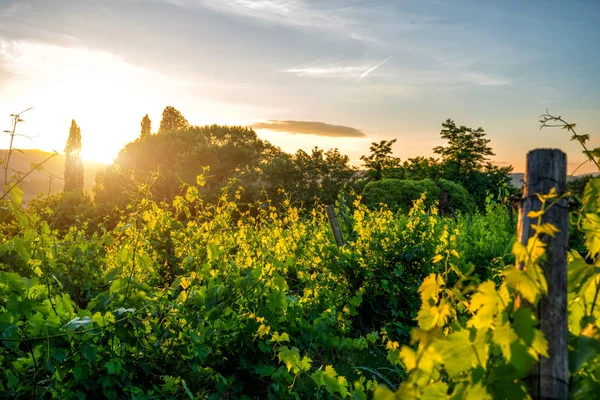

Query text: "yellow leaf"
[527, 210, 544, 219]
[532, 223, 560, 237]
[386, 341, 400, 351]
[180, 276, 190, 290]
[257, 324, 271, 338]
[373, 386, 399, 400]
[400, 346, 417, 371]
[432, 254, 444, 263]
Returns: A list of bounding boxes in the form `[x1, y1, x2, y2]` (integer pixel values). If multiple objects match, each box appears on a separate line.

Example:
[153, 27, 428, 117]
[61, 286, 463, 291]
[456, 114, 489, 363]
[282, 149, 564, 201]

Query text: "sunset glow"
[2, 3, 600, 398]
[1, 0, 599, 171]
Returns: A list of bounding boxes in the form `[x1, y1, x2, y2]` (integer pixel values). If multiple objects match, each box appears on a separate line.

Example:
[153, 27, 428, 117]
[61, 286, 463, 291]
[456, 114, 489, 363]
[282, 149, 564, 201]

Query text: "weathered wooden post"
[326, 204, 345, 247]
[518, 149, 569, 400]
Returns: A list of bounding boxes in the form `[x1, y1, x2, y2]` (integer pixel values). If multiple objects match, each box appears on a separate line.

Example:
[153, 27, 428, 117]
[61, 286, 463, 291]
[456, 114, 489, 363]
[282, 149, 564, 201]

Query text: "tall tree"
[433, 119, 494, 175]
[64, 119, 84, 192]
[140, 114, 152, 138]
[360, 139, 400, 181]
[158, 106, 188, 134]
[433, 119, 511, 208]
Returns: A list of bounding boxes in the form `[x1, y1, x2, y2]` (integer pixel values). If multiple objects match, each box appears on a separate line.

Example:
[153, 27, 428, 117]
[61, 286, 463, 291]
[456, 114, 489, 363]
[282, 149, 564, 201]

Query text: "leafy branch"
[539, 110, 600, 171]
[1, 107, 57, 204]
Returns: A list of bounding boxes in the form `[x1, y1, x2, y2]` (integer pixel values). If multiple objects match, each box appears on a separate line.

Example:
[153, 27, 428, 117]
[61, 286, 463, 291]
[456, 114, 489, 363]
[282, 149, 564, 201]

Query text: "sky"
[0, 0, 599, 173]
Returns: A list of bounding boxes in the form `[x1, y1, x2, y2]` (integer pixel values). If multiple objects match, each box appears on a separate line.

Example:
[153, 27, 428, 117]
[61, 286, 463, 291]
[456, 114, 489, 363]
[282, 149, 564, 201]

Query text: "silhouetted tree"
[93, 125, 269, 214]
[360, 139, 400, 181]
[64, 119, 84, 192]
[140, 114, 152, 138]
[158, 106, 188, 134]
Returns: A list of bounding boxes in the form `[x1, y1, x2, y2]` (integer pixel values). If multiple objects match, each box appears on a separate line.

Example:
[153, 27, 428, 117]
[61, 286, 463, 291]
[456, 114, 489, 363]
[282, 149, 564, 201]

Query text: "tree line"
[36, 106, 514, 231]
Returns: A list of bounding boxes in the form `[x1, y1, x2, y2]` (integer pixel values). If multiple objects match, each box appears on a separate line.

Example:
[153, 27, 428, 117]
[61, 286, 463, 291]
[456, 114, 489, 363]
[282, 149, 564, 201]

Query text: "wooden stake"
[518, 149, 569, 400]
[326, 204, 345, 247]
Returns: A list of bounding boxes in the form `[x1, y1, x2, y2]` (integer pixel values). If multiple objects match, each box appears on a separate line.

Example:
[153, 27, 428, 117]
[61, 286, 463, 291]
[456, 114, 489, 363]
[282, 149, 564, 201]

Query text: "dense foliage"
[374, 183, 600, 399]
[3, 109, 598, 398]
[92, 125, 357, 227]
[370, 113, 600, 399]
[361, 178, 476, 215]
[0, 177, 516, 398]
[358, 119, 513, 211]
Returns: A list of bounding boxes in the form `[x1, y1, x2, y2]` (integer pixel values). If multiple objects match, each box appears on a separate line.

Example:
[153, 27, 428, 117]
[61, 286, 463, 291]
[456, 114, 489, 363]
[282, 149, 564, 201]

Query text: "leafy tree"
[433, 120, 511, 208]
[400, 156, 442, 181]
[93, 125, 270, 218]
[158, 106, 188, 134]
[289, 147, 356, 206]
[140, 114, 152, 138]
[63, 119, 84, 192]
[433, 119, 494, 173]
[360, 139, 400, 181]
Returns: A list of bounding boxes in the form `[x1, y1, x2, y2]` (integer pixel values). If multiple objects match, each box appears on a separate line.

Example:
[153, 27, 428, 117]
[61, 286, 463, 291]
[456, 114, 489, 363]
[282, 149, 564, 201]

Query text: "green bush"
[361, 178, 476, 215]
[361, 179, 440, 213]
[436, 178, 476, 215]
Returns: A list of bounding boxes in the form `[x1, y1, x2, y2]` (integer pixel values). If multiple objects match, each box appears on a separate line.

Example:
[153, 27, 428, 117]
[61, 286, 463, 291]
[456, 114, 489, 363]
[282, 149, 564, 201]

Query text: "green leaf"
[105, 359, 121, 375]
[10, 185, 23, 207]
[373, 386, 398, 400]
[73, 365, 85, 382]
[464, 382, 492, 400]
[570, 323, 600, 373]
[437, 328, 489, 377]
[311, 366, 348, 398]
[278, 346, 300, 373]
[182, 379, 194, 399]
[568, 255, 595, 294]
[582, 213, 600, 257]
[12, 237, 30, 263]
[486, 364, 529, 400]
[64, 316, 92, 332]
[492, 322, 518, 361]
[468, 281, 500, 329]
[504, 263, 546, 305]
[421, 382, 449, 399]
[267, 290, 287, 312]
[583, 177, 600, 212]
[419, 274, 444, 303]
[271, 331, 290, 343]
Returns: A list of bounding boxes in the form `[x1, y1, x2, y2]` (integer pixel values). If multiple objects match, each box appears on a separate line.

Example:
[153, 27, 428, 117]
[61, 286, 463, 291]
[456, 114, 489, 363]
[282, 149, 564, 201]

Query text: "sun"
[0, 42, 181, 166]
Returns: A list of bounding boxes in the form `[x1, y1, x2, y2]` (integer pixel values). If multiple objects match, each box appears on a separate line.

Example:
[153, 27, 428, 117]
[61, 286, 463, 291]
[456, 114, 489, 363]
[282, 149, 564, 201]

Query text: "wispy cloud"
[0, 2, 31, 19]
[163, 0, 381, 44]
[283, 57, 509, 88]
[357, 56, 393, 82]
[284, 66, 364, 79]
[252, 120, 365, 138]
[283, 58, 392, 80]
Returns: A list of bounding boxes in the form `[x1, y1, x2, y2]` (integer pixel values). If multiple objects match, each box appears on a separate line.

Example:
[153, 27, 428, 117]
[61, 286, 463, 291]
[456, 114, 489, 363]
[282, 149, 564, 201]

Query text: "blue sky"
[0, 0, 599, 171]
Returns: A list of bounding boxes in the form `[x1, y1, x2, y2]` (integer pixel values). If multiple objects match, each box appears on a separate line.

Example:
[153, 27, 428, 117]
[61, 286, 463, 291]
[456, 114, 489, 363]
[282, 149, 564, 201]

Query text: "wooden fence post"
[518, 149, 569, 400]
[326, 204, 345, 247]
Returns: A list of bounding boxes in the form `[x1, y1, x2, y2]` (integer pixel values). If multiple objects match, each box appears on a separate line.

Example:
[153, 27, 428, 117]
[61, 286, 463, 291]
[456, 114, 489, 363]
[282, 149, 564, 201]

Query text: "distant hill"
[509, 172, 599, 188]
[0, 149, 105, 202]
[509, 173, 525, 188]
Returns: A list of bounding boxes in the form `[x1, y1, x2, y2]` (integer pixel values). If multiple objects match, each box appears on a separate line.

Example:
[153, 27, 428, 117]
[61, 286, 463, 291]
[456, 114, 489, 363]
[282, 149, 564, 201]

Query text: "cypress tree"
[158, 106, 188, 134]
[140, 114, 152, 138]
[64, 119, 84, 192]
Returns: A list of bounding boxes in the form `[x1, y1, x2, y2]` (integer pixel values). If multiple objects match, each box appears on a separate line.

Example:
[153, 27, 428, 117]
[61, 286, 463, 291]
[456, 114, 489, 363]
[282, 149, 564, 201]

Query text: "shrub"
[361, 178, 476, 215]
[361, 179, 440, 213]
[436, 178, 476, 215]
